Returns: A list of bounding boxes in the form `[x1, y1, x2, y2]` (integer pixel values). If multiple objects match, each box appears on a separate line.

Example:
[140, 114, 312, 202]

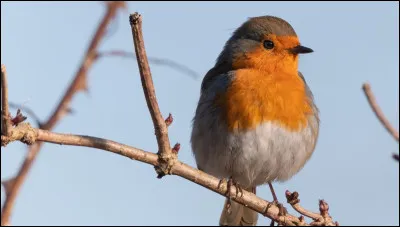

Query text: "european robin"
[190, 16, 319, 226]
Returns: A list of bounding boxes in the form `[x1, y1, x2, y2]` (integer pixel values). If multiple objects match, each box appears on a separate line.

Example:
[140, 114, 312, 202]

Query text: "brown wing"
[298, 71, 320, 152]
[201, 62, 231, 93]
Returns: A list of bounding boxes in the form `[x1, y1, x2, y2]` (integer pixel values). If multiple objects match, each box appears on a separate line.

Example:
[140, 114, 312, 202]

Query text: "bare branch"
[129, 12, 175, 178]
[362, 83, 399, 141]
[148, 56, 199, 79]
[286, 191, 323, 221]
[1, 177, 16, 197]
[0, 3, 126, 225]
[286, 191, 337, 226]
[42, 2, 125, 131]
[96, 50, 199, 79]
[1, 123, 338, 226]
[1, 64, 11, 136]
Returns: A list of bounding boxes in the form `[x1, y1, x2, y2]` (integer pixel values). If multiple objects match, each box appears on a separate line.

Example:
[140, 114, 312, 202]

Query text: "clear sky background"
[1, 1, 399, 226]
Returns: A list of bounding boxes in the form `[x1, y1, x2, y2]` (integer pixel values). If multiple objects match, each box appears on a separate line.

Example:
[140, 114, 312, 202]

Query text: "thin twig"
[0, 3, 126, 226]
[0, 123, 337, 226]
[149, 57, 199, 79]
[96, 50, 199, 79]
[286, 191, 337, 226]
[42, 2, 125, 131]
[286, 191, 323, 221]
[362, 83, 399, 141]
[129, 12, 175, 178]
[1, 64, 11, 136]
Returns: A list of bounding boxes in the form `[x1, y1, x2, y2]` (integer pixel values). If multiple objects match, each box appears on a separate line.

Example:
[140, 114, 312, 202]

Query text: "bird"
[190, 15, 319, 226]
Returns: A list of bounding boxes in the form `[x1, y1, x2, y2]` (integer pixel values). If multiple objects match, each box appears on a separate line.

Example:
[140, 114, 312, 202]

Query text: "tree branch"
[96, 50, 199, 79]
[1, 123, 337, 226]
[286, 191, 337, 226]
[362, 83, 399, 162]
[1, 64, 11, 137]
[0, 2, 126, 226]
[286, 191, 322, 221]
[362, 83, 399, 141]
[129, 12, 175, 178]
[42, 2, 126, 131]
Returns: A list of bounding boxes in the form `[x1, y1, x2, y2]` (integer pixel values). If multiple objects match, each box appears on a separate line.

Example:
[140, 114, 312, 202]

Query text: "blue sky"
[1, 1, 399, 226]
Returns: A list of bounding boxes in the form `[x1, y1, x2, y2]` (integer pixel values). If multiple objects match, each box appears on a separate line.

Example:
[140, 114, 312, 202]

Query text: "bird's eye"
[263, 40, 274, 50]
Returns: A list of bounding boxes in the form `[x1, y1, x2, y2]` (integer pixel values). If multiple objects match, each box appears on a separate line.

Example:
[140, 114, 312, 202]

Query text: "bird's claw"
[219, 177, 243, 199]
[219, 177, 243, 215]
[265, 200, 288, 226]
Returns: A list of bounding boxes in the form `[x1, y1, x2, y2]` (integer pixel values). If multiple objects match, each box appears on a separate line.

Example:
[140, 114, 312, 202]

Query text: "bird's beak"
[289, 45, 314, 54]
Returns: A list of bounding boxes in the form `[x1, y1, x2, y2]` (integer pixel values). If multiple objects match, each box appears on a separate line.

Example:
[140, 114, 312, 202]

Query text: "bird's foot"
[218, 177, 243, 214]
[264, 200, 288, 226]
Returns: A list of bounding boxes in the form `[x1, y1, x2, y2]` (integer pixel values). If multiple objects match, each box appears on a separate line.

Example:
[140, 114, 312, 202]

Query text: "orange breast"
[216, 69, 313, 132]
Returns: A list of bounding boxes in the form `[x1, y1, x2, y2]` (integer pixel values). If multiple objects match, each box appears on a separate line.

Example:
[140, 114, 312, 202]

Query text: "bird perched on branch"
[191, 15, 319, 226]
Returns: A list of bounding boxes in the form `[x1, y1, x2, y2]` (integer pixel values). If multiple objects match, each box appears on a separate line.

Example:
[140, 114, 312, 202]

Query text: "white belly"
[191, 118, 317, 188]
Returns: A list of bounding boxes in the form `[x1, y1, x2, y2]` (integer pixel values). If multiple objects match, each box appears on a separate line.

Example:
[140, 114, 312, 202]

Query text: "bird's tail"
[219, 187, 258, 226]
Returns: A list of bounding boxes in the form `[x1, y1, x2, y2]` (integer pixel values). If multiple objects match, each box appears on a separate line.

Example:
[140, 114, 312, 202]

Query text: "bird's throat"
[215, 68, 313, 132]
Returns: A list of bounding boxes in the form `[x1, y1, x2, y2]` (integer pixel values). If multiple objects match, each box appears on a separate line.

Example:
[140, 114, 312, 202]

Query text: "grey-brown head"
[216, 15, 313, 69]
